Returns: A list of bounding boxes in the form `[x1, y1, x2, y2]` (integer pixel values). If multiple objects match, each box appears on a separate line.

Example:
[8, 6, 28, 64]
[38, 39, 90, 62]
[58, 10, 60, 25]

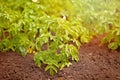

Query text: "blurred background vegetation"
[0, 0, 120, 34]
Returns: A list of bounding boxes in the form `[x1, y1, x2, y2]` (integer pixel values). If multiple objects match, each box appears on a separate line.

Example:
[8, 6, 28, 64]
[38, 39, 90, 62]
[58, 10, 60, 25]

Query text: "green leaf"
[34, 53, 42, 67]
[112, 29, 120, 36]
[108, 42, 118, 50]
[45, 65, 50, 71]
[45, 65, 57, 76]
[81, 35, 89, 43]
[51, 66, 58, 73]
[50, 68, 54, 76]
[19, 46, 27, 57]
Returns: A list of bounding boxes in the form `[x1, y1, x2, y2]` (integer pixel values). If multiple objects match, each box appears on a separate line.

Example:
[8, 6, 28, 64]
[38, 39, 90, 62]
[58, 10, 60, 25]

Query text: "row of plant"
[101, 0, 120, 50]
[72, 0, 120, 50]
[0, 0, 120, 75]
[0, 0, 91, 75]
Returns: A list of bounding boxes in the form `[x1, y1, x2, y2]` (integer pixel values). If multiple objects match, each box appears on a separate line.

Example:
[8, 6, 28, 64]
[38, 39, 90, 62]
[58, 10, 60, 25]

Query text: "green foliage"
[102, 27, 120, 50]
[72, 0, 120, 50]
[73, 0, 120, 34]
[0, 0, 91, 75]
[101, 1, 120, 50]
[1, 0, 119, 75]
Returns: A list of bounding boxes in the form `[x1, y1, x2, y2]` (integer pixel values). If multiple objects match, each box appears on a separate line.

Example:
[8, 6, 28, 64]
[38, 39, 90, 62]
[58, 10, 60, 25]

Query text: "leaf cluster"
[102, 26, 120, 50]
[73, 0, 120, 34]
[0, 0, 91, 75]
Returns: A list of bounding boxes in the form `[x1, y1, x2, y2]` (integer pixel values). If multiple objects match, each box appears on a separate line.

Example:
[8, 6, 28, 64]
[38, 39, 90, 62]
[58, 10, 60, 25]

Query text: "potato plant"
[101, 0, 120, 50]
[102, 19, 120, 50]
[0, 0, 119, 76]
[73, 0, 120, 34]
[0, 0, 91, 75]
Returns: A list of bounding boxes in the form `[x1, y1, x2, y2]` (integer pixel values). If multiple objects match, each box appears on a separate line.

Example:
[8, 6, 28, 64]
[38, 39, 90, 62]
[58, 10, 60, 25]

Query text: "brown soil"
[0, 35, 120, 80]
